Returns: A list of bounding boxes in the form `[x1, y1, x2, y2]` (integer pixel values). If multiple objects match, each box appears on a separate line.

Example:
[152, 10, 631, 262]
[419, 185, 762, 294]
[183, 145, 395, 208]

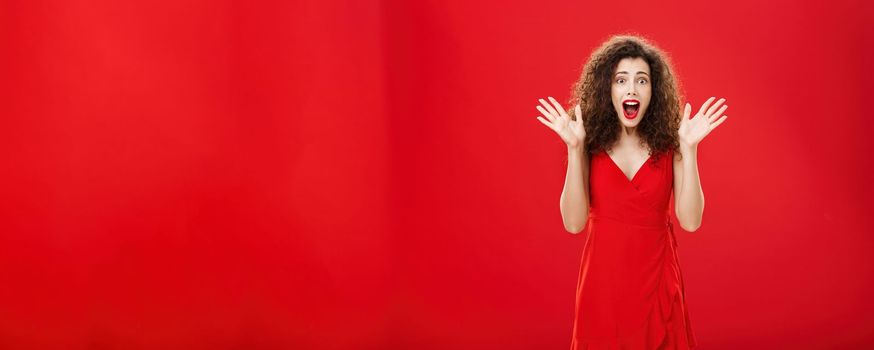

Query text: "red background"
[1, 0, 873, 349]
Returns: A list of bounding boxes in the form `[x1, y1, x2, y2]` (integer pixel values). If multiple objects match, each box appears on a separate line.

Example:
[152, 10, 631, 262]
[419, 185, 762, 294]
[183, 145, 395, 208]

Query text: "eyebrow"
[615, 71, 650, 77]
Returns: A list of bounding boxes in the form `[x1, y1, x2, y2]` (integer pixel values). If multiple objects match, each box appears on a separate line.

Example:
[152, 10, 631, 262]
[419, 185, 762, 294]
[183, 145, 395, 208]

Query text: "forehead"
[614, 57, 650, 74]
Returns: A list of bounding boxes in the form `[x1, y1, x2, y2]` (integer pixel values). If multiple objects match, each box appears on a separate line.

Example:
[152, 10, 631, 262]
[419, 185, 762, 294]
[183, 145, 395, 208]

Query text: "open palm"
[535, 96, 585, 148]
[679, 97, 729, 147]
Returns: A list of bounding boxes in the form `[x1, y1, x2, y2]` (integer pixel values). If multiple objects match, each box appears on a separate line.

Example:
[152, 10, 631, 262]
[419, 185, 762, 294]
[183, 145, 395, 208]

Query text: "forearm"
[676, 144, 704, 231]
[560, 145, 589, 233]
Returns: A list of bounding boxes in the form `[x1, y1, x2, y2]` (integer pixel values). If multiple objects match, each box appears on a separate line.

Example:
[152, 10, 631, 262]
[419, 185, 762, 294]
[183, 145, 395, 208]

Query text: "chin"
[621, 120, 640, 128]
[617, 112, 644, 127]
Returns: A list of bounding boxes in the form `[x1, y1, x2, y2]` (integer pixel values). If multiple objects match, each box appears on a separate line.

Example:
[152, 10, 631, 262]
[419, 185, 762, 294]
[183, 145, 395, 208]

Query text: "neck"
[619, 125, 639, 142]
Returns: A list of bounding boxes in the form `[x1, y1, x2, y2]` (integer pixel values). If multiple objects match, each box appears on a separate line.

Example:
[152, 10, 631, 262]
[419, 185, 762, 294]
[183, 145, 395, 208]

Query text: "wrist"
[679, 142, 697, 153]
[568, 143, 585, 153]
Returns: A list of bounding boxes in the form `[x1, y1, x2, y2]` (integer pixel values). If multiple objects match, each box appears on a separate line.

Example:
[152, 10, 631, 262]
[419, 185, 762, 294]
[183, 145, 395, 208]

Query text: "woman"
[535, 34, 727, 349]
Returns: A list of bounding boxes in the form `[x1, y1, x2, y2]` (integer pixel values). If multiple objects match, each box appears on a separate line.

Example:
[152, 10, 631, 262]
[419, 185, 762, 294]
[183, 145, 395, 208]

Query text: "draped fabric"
[571, 150, 697, 349]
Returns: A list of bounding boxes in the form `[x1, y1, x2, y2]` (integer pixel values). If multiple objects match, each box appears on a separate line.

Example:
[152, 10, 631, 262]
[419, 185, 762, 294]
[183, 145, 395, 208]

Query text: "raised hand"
[535, 96, 585, 148]
[679, 97, 729, 148]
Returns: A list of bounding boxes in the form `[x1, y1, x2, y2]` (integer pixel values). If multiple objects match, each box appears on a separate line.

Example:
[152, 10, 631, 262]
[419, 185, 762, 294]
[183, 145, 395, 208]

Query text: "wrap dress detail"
[570, 149, 697, 349]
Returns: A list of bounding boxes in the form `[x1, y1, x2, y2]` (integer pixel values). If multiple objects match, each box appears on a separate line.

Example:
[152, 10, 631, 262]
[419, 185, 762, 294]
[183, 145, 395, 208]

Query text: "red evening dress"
[570, 149, 697, 349]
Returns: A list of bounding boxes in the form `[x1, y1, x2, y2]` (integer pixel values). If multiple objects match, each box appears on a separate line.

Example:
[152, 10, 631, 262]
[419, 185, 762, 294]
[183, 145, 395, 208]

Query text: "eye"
[616, 78, 626, 84]
[638, 78, 648, 85]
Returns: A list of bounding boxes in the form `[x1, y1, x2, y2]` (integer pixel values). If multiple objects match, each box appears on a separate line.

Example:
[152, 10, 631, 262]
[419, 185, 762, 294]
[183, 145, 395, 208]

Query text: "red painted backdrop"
[1, 0, 873, 349]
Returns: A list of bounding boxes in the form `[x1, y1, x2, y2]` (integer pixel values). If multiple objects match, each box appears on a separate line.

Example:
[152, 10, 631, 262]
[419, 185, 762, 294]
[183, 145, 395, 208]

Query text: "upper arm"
[672, 150, 683, 219]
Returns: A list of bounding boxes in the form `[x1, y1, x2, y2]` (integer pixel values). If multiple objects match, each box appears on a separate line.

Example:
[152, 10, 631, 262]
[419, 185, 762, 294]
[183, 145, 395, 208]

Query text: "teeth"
[624, 101, 639, 105]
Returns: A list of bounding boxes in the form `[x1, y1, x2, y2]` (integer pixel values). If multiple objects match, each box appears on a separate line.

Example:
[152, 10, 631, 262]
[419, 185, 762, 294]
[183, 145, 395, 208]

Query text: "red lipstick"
[622, 99, 640, 119]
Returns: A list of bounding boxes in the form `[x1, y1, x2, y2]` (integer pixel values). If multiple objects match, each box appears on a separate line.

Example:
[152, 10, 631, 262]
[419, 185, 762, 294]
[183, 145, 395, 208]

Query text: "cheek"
[611, 87, 622, 104]
[642, 88, 653, 107]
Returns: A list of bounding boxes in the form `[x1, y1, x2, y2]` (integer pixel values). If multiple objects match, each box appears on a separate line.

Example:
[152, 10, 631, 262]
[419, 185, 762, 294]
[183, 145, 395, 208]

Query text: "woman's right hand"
[535, 96, 586, 149]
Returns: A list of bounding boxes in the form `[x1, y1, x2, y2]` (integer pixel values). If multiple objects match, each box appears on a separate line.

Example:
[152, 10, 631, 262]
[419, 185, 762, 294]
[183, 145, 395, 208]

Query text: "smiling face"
[611, 57, 652, 128]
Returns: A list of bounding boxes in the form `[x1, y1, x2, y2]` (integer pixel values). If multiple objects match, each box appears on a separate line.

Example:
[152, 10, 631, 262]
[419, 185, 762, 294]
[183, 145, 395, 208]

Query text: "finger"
[697, 97, 716, 116]
[539, 98, 560, 118]
[710, 115, 728, 130]
[574, 104, 582, 122]
[683, 102, 692, 120]
[536, 106, 556, 122]
[548, 96, 569, 118]
[708, 104, 728, 123]
[536, 116, 556, 130]
[705, 98, 726, 117]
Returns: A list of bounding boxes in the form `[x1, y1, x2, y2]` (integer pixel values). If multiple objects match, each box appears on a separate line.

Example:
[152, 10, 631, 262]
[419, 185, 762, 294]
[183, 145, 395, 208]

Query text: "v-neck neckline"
[604, 150, 652, 183]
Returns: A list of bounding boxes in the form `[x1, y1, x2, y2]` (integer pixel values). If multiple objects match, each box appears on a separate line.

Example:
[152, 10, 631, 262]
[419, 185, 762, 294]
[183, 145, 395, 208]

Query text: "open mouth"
[622, 100, 640, 119]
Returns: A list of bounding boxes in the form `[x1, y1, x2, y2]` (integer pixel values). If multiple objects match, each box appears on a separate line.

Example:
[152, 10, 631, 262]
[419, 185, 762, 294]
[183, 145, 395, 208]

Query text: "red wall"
[1, 0, 872, 348]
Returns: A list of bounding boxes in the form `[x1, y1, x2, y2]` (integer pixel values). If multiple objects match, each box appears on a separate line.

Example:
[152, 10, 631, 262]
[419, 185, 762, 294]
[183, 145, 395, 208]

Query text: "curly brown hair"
[567, 33, 684, 163]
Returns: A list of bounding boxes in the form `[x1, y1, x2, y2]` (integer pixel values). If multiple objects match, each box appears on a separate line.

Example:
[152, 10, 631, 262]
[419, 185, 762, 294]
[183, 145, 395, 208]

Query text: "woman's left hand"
[679, 96, 729, 148]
